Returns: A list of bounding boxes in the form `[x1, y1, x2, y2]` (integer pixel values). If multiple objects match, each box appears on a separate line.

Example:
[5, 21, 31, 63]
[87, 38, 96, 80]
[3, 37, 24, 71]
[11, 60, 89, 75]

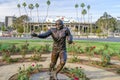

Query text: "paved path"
[0, 54, 120, 80]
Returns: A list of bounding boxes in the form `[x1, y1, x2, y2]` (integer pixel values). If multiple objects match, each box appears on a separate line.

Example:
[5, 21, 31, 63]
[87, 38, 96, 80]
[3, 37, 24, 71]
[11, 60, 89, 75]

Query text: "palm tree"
[46, 0, 51, 21]
[82, 9, 87, 33]
[35, 3, 39, 23]
[75, 4, 79, 22]
[28, 4, 34, 32]
[80, 3, 85, 23]
[82, 9, 87, 23]
[22, 2, 27, 33]
[87, 5, 91, 33]
[28, 4, 34, 19]
[87, 5, 90, 23]
[22, 2, 28, 15]
[17, 4, 21, 16]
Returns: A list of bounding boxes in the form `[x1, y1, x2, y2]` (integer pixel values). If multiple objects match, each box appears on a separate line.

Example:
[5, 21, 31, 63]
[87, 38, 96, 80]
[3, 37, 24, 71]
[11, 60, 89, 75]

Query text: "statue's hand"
[31, 33, 38, 37]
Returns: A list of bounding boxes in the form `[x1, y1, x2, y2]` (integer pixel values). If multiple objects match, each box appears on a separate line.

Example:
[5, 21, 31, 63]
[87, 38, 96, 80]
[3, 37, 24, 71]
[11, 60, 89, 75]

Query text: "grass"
[0, 39, 120, 55]
[75, 40, 120, 50]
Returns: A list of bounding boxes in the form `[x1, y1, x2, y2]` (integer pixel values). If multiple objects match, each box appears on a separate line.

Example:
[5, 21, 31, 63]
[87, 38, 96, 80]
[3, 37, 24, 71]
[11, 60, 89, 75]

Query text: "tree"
[82, 9, 87, 23]
[13, 15, 29, 33]
[87, 5, 90, 23]
[17, 4, 21, 16]
[80, 3, 85, 23]
[75, 4, 79, 22]
[96, 12, 117, 33]
[28, 4, 34, 32]
[87, 5, 91, 33]
[22, 2, 28, 15]
[28, 4, 34, 19]
[22, 2, 28, 33]
[35, 3, 40, 23]
[46, 0, 51, 20]
[82, 9, 87, 33]
[1, 26, 6, 31]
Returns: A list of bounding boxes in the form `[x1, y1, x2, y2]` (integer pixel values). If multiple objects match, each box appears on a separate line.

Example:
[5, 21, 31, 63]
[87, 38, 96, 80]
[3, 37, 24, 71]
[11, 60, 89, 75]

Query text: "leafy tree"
[96, 12, 117, 33]
[13, 15, 29, 33]
[1, 26, 6, 31]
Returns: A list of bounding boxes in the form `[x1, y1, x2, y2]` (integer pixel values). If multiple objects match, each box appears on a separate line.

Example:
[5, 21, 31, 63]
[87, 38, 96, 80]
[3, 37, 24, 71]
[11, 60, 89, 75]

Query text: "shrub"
[17, 63, 43, 80]
[99, 44, 111, 66]
[85, 46, 96, 61]
[30, 48, 42, 61]
[2, 49, 11, 63]
[21, 40, 29, 58]
[62, 67, 88, 80]
[69, 54, 80, 63]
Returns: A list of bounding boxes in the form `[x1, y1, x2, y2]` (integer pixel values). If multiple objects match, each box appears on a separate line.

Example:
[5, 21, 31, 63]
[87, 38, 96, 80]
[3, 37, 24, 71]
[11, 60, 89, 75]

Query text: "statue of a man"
[31, 19, 73, 80]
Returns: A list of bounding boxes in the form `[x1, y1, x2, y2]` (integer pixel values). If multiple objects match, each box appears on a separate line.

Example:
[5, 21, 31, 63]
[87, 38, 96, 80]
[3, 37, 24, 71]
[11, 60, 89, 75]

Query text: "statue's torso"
[51, 27, 67, 51]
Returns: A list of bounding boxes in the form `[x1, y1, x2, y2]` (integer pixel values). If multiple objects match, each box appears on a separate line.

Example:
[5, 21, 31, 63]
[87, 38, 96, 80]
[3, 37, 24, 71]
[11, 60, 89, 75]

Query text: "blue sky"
[0, 0, 120, 22]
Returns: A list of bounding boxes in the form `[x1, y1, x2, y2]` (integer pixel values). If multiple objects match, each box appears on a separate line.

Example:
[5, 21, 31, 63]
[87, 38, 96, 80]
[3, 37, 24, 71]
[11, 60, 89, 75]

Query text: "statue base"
[30, 71, 70, 80]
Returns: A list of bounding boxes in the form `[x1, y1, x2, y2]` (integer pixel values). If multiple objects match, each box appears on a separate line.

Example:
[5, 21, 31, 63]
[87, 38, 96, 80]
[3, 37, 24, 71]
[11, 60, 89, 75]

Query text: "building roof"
[45, 16, 78, 23]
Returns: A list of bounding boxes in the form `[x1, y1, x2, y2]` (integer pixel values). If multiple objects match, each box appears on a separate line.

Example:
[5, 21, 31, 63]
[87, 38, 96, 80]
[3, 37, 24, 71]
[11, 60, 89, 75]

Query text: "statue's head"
[55, 19, 64, 30]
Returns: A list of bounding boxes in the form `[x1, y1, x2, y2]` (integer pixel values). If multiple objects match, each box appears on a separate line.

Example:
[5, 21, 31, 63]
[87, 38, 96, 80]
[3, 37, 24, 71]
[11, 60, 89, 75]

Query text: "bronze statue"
[31, 19, 73, 80]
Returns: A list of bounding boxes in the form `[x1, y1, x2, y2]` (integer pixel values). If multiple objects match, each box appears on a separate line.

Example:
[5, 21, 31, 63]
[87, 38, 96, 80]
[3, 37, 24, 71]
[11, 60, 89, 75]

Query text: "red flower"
[74, 77, 79, 80]
[93, 46, 96, 48]
[80, 66, 82, 68]
[31, 63, 36, 67]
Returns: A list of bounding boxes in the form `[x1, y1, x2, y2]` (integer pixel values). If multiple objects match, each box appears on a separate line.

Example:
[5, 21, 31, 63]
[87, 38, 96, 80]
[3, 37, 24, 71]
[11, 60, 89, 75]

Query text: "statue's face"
[55, 21, 62, 30]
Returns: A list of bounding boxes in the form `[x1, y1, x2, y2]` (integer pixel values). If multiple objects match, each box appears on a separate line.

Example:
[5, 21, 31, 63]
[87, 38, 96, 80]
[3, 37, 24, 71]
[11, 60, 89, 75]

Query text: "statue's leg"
[49, 52, 59, 73]
[54, 51, 67, 79]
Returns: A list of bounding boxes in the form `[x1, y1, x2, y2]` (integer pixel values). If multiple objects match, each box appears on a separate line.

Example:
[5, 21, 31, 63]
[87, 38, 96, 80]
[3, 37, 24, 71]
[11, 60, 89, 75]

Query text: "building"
[29, 21, 96, 34]
[5, 16, 16, 28]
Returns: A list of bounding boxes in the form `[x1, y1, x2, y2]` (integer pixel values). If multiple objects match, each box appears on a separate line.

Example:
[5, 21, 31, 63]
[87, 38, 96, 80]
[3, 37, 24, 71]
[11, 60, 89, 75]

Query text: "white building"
[45, 16, 78, 23]
[5, 16, 16, 27]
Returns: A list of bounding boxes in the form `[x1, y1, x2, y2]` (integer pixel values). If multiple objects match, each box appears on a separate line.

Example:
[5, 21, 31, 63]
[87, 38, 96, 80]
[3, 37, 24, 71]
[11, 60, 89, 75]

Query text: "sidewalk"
[0, 54, 120, 80]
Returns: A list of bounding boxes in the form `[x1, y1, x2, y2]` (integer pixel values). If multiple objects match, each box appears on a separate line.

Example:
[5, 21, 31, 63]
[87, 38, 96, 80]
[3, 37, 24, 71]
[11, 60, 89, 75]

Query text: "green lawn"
[0, 39, 120, 56]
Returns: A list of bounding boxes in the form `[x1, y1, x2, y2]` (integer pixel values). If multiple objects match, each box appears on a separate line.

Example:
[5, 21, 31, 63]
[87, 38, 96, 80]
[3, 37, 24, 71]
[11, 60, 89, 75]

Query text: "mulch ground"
[68, 58, 120, 75]
[0, 57, 47, 66]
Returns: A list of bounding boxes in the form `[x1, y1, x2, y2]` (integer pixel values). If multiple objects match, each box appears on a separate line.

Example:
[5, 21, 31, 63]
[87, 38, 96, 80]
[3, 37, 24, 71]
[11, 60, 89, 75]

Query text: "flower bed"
[9, 63, 89, 80]
[68, 58, 120, 75]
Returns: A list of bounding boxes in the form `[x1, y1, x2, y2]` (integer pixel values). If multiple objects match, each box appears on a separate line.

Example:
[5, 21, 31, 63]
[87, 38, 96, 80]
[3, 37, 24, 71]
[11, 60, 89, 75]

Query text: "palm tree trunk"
[30, 10, 32, 33]
[37, 8, 39, 22]
[19, 8, 21, 16]
[46, 6, 49, 21]
[76, 8, 78, 22]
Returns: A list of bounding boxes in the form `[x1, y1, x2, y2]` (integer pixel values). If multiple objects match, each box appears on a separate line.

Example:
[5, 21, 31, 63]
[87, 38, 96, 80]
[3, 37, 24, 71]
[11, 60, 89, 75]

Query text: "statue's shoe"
[53, 72, 58, 80]
[48, 71, 58, 80]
